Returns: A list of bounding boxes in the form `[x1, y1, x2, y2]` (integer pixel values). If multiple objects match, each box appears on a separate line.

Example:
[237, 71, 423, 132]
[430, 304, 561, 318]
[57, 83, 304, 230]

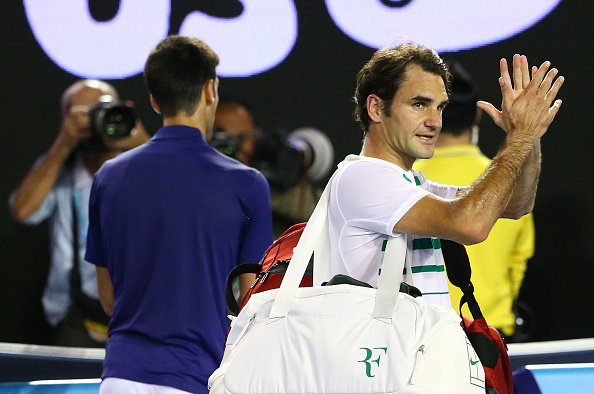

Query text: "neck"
[162, 112, 208, 140]
[435, 129, 473, 148]
[360, 134, 414, 171]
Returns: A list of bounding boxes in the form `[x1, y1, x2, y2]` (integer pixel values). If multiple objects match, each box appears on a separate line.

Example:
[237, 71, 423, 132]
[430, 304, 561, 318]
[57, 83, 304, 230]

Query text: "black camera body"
[77, 95, 137, 152]
[211, 127, 334, 190]
[89, 95, 136, 139]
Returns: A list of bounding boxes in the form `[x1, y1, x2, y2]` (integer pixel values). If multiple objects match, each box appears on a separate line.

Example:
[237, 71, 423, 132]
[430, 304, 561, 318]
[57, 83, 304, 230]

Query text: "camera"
[88, 95, 136, 139]
[77, 95, 137, 152]
[211, 127, 334, 190]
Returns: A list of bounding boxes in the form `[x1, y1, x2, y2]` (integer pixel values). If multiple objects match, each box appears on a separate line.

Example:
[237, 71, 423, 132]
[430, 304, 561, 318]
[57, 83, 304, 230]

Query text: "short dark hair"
[144, 35, 219, 117]
[354, 42, 451, 133]
[440, 62, 478, 136]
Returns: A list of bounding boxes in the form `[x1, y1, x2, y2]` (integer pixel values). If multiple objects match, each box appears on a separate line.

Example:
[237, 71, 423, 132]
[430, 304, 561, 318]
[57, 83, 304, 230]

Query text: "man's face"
[214, 102, 257, 165]
[64, 85, 112, 118]
[375, 65, 448, 169]
[64, 84, 120, 152]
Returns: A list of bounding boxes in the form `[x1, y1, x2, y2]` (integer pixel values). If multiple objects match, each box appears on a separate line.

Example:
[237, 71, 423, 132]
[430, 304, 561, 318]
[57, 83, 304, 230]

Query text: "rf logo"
[358, 347, 387, 378]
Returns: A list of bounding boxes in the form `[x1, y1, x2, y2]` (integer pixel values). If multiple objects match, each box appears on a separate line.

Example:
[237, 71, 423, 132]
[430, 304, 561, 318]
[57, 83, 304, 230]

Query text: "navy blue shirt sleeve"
[239, 172, 274, 265]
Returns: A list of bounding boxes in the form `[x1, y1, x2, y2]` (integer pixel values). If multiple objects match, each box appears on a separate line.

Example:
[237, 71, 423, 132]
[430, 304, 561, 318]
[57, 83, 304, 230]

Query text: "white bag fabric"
[209, 162, 485, 394]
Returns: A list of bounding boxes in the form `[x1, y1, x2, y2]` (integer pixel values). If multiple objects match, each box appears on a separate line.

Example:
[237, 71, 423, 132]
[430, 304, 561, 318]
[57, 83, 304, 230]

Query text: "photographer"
[8, 79, 149, 347]
[214, 99, 334, 238]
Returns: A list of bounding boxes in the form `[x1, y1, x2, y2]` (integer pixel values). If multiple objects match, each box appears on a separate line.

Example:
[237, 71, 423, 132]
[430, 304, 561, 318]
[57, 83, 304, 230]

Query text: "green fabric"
[412, 238, 441, 250]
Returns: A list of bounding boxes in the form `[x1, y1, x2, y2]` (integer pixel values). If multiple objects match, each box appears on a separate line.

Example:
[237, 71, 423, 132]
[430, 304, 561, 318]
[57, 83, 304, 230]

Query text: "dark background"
[1, 1, 592, 344]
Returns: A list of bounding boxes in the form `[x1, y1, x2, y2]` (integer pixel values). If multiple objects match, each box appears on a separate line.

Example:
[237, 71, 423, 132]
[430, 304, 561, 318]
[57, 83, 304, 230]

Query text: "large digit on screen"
[179, 0, 298, 77]
[325, 0, 562, 52]
[24, 0, 170, 79]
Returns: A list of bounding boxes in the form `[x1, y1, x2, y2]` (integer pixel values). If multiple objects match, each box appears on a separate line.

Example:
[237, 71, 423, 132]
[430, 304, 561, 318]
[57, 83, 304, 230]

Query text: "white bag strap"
[372, 234, 407, 319]
[268, 168, 335, 322]
[269, 156, 408, 322]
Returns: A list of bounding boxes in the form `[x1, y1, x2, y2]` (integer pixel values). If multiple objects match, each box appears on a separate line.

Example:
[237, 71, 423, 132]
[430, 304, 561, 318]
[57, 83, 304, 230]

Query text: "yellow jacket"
[414, 145, 534, 336]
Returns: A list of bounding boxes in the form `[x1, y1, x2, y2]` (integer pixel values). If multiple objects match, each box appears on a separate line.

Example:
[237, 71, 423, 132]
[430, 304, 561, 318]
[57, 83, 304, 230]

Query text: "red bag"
[461, 315, 514, 394]
[225, 223, 311, 315]
[441, 239, 514, 394]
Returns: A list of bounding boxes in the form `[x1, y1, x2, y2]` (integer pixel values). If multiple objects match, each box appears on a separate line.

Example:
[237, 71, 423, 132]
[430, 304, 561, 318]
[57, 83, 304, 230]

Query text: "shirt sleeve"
[423, 178, 459, 199]
[84, 174, 106, 267]
[238, 172, 274, 265]
[334, 161, 431, 236]
[8, 155, 59, 225]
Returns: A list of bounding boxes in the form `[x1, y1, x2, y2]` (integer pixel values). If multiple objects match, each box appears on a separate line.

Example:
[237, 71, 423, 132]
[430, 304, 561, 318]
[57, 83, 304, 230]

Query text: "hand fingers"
[69, 105, 90, 114]
[512, 54, 523, 90]
[476, 101, 502, 127]
[526, 60, 551, 93]
[544, 75, 565, 106]
[532, 66, 538, 79]
[548, 99, 563, 120]
[498, 75, 514, 111]
[500, 58, 512, 89]
[538, 68, 559, 96]
[521, 55, 530, 88]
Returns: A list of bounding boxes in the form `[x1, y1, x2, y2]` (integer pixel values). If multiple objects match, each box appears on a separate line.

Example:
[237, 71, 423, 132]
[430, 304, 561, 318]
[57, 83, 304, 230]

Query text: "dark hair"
[440, 62, 478, 136]
[354, 42, 451, 133]
[144, 35, 219, 117]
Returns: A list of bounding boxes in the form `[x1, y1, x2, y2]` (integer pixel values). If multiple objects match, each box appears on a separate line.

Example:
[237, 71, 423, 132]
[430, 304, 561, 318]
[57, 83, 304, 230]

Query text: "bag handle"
[372, 234, 407, 319]
[269, 157, 407, 322]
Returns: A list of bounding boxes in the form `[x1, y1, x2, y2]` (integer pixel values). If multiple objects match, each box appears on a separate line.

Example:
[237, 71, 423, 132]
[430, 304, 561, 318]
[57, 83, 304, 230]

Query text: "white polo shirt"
[328, 155, 458, 307]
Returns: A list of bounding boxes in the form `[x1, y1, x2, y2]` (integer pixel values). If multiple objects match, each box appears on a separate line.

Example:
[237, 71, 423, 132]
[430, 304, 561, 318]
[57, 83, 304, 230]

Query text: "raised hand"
[477, 54, 564, 139]
[56, 105, 93, 151]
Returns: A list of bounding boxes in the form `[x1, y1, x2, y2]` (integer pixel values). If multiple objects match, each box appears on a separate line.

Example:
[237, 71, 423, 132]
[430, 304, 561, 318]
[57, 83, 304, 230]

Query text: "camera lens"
[88, 96, 137, 139]
[101, 106, 136, 138]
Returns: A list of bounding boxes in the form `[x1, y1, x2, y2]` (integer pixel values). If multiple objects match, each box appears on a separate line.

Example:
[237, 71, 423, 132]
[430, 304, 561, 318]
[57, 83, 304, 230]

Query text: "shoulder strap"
[269, 158, 408, 322]
[441, 239, 483, 319]
[225, 264, 263, 316]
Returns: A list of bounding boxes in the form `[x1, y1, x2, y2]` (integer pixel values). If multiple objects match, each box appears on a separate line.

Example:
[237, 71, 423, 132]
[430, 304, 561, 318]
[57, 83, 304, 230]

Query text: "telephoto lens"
[89, 95, 137, 139]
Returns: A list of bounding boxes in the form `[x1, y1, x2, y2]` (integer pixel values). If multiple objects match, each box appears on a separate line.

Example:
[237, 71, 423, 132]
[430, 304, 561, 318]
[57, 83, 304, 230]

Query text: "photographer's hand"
[56, 105, 93, 152]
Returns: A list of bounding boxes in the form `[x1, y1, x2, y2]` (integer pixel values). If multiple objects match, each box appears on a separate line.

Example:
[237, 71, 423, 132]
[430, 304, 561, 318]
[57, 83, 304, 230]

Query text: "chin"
[417, 149, 435, 160]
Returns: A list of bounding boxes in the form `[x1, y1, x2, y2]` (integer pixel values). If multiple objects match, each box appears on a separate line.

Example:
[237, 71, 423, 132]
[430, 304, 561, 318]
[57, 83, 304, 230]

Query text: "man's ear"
[204, 79, 218, 105]
[149, 95, 161, 115]
[367, 94, 383, 123]
[474, 106, 483, 125]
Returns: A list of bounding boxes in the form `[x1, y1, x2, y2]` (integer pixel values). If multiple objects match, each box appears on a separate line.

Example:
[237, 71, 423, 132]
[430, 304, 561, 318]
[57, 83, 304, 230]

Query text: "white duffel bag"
[209, 163, 485, 394]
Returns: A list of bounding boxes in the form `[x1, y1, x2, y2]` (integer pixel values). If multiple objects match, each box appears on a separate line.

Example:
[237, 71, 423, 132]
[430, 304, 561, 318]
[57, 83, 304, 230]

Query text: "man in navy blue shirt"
[85, 35, 274, 393]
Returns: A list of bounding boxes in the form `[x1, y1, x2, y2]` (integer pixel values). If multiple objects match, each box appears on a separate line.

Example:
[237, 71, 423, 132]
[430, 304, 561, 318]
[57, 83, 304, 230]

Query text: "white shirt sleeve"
[422, 178, 459, 199]
[333, 160, 430, 236]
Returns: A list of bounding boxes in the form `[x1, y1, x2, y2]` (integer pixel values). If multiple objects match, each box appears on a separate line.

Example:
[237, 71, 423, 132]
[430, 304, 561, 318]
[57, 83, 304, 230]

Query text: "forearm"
[501, 141, 541, 218]
[453, 135, 536, 243]
[11, 138, 73, 220]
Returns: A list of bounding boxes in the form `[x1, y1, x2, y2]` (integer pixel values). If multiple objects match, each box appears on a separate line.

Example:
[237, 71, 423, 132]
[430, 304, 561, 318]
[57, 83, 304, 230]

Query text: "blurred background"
[1, 0, 593, 345]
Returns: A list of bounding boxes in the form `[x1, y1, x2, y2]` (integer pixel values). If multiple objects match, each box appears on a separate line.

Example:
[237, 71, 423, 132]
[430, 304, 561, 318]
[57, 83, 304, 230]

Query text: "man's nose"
[425, 109, 441, 130]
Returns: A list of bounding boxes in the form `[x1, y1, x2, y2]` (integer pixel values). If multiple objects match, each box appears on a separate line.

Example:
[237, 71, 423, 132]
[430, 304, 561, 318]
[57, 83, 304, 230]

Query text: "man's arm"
[396, 55, 563, 245]
[10, 107, 92, 220]
[96, 266, 114, 316]
[481, 55, 543, 219]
